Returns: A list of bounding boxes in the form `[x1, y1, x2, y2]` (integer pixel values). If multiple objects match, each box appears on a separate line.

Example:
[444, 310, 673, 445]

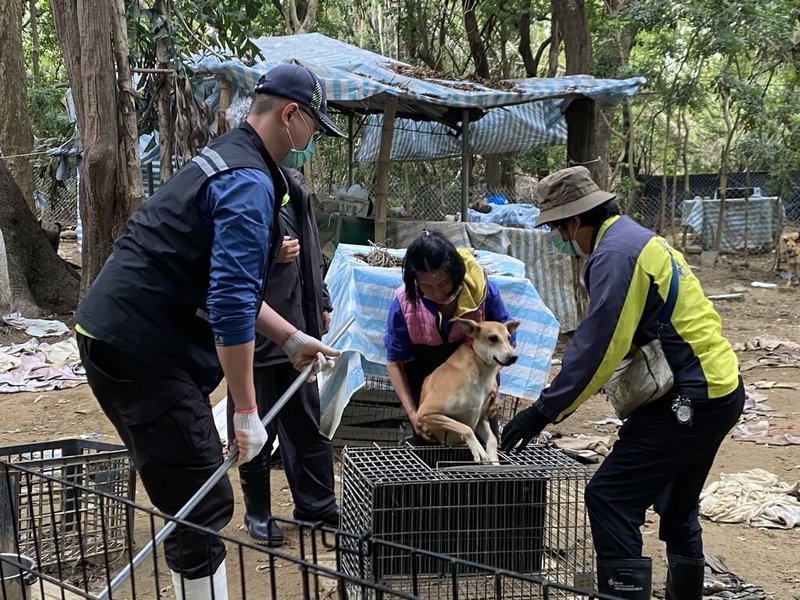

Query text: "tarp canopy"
[192, 32, 645, 128]
[355, 103, 567, 162]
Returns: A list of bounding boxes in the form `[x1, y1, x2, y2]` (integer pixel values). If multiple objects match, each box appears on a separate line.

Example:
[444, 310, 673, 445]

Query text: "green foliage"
[20, 0, 72, 141]
[25, 79, 73, 140]
[16, 0, 800, 202]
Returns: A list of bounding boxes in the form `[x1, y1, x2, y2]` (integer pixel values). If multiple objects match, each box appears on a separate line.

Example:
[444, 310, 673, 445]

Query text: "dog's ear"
[505, 320, 521, 335]
[790, 232, 800, 242]
[452, 317, 479, 337]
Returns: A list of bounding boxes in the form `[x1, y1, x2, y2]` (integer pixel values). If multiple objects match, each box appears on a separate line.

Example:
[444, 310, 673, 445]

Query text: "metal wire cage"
[340, 445, 595, 599]
[333, 381, 529, 451]
[333, 375, 407, 450]
[0, 461, 619, 600]
[0, 440, 135, 569]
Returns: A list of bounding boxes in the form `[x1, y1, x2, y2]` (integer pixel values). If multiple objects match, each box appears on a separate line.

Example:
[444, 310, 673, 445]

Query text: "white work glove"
[232, 408, 268, 463]
[281, 331, 339, 380]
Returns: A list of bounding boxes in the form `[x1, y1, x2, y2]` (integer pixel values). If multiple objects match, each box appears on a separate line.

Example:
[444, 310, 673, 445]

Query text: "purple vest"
[395, 287, 485, 346]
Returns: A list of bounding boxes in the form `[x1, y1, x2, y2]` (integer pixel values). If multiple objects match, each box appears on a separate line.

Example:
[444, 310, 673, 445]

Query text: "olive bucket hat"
[534, 166, 616, 227]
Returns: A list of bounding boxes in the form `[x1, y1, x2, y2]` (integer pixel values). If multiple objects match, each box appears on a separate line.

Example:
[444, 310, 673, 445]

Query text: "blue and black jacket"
[76, 123, 286, 395]
[536, 215, 740, 423]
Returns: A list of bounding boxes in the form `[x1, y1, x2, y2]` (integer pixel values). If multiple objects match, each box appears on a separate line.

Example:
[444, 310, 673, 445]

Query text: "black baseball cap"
[254, 63, 346, 138]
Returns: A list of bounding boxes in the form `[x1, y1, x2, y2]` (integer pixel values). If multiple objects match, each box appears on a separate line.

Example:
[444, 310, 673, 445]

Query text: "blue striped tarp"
[355, 101, 567, 162]
[191, 32, 645, 121]
[317, 243, 560, 437]
[386, 220, 578, 332]
[194, 35, 646, 110]
[681, 197, 784, 253]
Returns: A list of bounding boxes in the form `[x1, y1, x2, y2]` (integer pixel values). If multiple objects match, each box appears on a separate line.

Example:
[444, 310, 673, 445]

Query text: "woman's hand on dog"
[485, 381, 500, 419]
[411, 411, 437, 442]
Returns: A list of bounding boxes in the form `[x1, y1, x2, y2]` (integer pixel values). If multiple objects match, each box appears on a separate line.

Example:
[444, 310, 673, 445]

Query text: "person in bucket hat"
[75, 63, 345, 600]
[501, 166, 744, 600]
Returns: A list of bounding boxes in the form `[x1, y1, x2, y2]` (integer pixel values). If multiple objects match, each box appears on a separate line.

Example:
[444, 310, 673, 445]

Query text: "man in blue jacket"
[75, 64, 345, 600]
[502, 166, 743, 600]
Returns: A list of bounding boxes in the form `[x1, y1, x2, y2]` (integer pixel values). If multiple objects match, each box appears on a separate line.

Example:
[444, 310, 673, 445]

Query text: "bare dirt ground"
[1, 239, 799, 599]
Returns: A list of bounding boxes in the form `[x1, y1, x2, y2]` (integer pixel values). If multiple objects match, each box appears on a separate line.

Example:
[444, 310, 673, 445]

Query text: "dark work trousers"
[77, 335, 233, 579]
[226, 363, 336, 519]
[584, 377, 745, 560]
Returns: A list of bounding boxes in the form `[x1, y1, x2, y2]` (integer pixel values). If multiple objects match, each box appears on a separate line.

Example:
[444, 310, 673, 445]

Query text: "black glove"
[500, 405, 550, 452]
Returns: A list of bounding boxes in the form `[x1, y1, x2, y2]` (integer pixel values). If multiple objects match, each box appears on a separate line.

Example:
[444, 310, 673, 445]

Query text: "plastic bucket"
[0, 554, 36, 600]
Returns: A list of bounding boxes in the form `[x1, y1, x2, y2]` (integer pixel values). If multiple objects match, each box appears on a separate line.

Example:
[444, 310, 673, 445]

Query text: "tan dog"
[416, 318, 520, 463]
[782, 232, 799, 286]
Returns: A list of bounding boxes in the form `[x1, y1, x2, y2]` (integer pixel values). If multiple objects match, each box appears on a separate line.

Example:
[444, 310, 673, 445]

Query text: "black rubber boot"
[596, 558, 652, 599]
[665, 553, 705, 600]
[238, 451, 284, 547]
[294, 506, 340, 527]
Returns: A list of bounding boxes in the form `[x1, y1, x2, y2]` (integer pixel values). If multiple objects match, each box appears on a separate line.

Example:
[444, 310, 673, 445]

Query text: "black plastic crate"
[0, 439, 135, 568]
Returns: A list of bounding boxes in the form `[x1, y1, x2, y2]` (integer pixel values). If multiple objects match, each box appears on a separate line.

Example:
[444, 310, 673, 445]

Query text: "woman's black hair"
[551, 198, 621, 230]
[402, 230, 466, 305]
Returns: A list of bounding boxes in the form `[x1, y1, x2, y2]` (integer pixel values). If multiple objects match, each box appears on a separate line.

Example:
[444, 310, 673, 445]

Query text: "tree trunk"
[0, 160, 79, 315]
[712, 87, 739, 254]
[593, 1, 638, 191]
[29, 0, 41, 82]
[485, 155, 501, 190]
[552, 0, 599, 181]
[0, 0, 35, 211]
[500, 153, 516, 198]
[659, 109, 672, 234]
[287, 0, 319, 33]
[154, 0, 174, 182]
[51, 0, 140, 292]
[552, 0, 592, 75]
[623, 99, 640, 214]
[518, 1, 537, 76]
[111, 0, 143, 217]
[461, 0, 490, 78]
[547, 14, 560, 76]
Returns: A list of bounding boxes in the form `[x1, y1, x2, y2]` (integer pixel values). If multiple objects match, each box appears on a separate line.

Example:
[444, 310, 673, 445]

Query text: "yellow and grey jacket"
[535, 215, 740, 423]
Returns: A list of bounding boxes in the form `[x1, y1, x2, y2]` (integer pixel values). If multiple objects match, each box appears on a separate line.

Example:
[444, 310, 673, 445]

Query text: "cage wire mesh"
[30, 127, 800, 241]
[323, 157, 534, 225]
[0, 461, 618, 600]
[333, 373, 407, 450]
[331, 373, 525, 451]
[340, 445, 595, 600]
[0, 439, 135, 570]
[34, 171, 79, 230]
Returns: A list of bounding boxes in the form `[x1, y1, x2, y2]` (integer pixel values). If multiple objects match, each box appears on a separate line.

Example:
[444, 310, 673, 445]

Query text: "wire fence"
[0, 460, 622, 600]
[30, 154, 799, 246]
[34, 171, 78, 230]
